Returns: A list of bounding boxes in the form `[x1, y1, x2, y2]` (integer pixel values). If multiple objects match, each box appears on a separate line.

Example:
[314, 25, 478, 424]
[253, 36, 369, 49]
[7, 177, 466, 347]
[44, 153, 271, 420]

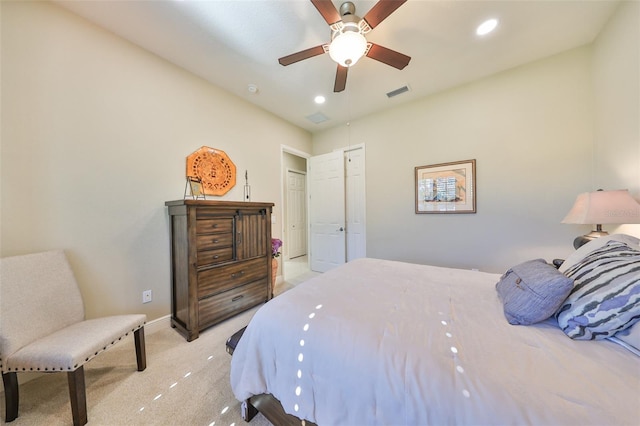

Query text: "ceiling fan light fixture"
[329, 31, 367, 67]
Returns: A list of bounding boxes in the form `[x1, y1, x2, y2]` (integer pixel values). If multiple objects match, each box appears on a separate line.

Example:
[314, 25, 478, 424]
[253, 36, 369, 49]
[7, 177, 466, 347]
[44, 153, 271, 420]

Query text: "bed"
[230, 234, 640, 425]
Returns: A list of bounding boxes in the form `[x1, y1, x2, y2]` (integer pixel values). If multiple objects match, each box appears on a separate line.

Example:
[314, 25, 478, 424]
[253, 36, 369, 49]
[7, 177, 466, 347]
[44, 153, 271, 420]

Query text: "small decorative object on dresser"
[165, 200, 274, 341]
[244, 170, 251, 202]
[271, 238, 282, 297]
[184, 176, 206, 200]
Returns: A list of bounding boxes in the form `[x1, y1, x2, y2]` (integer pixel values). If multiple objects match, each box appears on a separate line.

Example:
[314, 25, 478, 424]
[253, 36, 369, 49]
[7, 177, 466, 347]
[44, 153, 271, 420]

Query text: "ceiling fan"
[278, 0, 411, 92]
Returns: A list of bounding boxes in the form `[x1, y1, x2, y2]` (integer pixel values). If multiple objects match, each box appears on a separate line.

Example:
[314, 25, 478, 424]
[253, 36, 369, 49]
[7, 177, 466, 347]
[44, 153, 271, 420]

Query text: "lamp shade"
[329, 31, 367, 67]
[562, 189, 640, 225]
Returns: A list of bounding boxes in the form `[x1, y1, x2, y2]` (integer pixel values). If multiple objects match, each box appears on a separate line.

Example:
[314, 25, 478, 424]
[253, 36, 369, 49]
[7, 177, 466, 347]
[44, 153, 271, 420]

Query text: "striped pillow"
[556, 241, 640, 340]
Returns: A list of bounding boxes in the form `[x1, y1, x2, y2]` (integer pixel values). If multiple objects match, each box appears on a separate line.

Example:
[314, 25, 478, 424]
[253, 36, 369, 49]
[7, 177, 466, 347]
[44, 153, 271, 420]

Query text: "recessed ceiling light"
[476, 18, 498, 36]
[247, 84, 259, 94]
[314, 95, 326, 104]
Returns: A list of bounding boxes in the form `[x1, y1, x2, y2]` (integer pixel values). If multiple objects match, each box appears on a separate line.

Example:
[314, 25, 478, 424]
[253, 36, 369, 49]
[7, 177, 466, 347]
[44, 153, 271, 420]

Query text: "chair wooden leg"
[67, 366, 87, 426]
[2, 372, 19, 422]
[134, 327, 147, 371]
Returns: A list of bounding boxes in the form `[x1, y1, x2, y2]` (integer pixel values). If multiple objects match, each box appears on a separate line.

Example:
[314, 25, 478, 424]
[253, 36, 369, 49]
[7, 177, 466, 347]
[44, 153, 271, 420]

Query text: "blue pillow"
[608, 322, 640, 356]
[556, 241, 640, 340]
[496, 259, 574, 325]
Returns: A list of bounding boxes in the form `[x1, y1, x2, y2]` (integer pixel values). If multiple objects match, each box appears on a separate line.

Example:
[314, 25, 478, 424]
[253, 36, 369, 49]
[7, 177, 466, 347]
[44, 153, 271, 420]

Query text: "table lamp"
[562, 189, 640, 249]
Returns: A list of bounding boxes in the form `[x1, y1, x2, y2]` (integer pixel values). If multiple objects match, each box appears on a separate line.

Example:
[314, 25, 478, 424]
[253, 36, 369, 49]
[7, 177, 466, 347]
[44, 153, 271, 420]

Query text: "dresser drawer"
[197, 247, 233, 267]
[198, 279, 268, 329]
[197, 257, 267, 298]
[196, 218, 233, 234]
[196, 233, 234, 252]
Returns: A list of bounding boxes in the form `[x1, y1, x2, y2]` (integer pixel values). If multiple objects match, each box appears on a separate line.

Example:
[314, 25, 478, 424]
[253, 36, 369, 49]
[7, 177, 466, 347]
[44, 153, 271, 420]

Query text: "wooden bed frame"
[242, 393, 317, 426]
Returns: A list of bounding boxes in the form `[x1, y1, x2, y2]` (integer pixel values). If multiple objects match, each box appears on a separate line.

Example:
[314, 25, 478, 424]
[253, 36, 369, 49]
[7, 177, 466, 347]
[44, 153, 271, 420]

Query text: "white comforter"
[230, 258, 639, 425]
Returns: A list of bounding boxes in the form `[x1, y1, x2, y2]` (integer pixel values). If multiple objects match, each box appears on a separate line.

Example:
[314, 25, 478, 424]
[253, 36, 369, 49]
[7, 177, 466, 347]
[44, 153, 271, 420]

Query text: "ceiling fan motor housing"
[339, 2, 356, 17]
[331, 1, 365, 39]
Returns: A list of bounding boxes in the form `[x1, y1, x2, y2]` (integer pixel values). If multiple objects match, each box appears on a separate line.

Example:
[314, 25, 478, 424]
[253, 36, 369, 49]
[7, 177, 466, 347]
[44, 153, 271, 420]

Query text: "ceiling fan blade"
[366, 43, 411, 70]
[311, 0, 342, 25]
[363, 0, 407, 29]
[278, 45, 326, 66]
[334, 65, 348, 92]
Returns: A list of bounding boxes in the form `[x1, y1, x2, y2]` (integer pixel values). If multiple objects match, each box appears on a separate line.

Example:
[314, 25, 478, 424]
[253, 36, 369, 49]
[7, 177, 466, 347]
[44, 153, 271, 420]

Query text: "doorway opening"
[280, 144, 367, 279]
[281, 147, 311, 283]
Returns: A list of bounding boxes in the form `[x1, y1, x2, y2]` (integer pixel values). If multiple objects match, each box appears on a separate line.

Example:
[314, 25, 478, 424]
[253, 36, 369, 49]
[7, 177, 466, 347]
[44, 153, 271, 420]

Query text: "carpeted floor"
[0, 271, 319, 426]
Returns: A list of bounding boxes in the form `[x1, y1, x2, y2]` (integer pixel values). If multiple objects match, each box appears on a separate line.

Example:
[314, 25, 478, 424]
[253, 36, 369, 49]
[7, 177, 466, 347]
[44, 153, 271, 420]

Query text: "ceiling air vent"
[386, 84, 410, 98]
[306, 112, 330, 124]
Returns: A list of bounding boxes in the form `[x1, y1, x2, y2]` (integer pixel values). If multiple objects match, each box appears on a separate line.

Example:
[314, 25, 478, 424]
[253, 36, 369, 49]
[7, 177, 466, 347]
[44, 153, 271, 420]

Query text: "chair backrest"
[0, 250, 85, 365]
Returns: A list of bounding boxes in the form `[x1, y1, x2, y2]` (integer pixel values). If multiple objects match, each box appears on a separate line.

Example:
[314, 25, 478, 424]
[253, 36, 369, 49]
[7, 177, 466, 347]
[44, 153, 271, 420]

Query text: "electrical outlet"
[142, 290, 152, 304]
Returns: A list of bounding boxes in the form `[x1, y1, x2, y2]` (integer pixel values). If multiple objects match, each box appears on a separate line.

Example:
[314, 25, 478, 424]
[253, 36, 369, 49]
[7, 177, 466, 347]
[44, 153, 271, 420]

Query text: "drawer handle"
[213, 224, 218, 228]
[232, 295, 244, 302]
[213, 255, 219, 259]
[231, 271, 245, 279]
[213, 239, 220, 244]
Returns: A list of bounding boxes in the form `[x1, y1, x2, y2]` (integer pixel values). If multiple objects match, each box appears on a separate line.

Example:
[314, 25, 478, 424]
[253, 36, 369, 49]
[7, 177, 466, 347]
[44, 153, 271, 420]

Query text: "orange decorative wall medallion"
[186, 147, 236, 196]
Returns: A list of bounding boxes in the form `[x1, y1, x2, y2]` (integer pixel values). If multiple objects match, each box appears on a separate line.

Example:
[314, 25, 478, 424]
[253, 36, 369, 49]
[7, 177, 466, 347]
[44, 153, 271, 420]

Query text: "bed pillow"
[615, 321, 640, 349]
[608, 322, 640, 356]
[496, 259, 574, 325]
[556, 241, 640, 340]
[559, 234, 640, 274]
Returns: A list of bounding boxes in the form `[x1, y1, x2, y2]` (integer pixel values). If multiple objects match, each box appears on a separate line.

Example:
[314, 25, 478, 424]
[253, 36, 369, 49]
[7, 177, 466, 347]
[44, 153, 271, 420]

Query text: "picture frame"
[415, 159, 476, 214]
[184, 176, 206, 200]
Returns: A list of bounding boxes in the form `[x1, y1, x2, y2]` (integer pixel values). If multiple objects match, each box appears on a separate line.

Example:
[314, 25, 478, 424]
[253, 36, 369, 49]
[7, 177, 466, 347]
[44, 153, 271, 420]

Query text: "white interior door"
[309, 151, 346, 272]
[286, 169, 307, 259]
[345, 146, 366, 261]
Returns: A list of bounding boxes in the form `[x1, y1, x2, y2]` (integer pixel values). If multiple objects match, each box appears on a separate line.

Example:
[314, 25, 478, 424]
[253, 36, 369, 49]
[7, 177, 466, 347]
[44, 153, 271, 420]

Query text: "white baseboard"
[144, 314, 172, 335]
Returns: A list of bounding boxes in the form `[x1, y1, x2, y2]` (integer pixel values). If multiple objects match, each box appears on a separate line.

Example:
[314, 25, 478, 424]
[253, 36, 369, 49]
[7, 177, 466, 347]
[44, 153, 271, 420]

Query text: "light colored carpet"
[0, 271, 319, 426]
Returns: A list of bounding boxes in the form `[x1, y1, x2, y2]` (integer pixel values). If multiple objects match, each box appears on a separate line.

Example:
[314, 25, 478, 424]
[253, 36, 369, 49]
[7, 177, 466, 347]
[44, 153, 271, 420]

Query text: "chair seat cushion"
[4, 314, 146, 372]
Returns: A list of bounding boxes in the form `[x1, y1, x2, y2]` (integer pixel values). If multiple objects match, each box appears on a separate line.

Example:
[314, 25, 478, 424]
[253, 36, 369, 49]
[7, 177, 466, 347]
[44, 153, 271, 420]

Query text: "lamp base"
[573, 230, 609, 249]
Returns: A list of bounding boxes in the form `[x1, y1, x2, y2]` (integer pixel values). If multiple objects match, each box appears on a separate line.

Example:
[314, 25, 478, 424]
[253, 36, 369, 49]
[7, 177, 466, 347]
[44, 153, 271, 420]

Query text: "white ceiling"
[55, 0, 620, 133]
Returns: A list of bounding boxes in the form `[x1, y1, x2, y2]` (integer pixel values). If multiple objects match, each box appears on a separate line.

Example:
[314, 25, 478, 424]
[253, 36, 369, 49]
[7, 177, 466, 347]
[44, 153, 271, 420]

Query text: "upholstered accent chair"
[0, 250, 147, 426]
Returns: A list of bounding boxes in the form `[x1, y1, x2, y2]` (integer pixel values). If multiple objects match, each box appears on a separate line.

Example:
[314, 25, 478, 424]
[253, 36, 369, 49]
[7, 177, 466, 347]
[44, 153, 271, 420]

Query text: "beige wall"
[1, 1, 638, 322]
[592, 0, 640, 236]
[0, 1, 312, 320]
[312, 2, 639, 272]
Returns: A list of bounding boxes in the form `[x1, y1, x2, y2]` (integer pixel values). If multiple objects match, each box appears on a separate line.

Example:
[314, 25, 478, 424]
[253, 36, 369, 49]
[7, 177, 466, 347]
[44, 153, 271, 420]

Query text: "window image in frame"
[415, 159, 476, 214]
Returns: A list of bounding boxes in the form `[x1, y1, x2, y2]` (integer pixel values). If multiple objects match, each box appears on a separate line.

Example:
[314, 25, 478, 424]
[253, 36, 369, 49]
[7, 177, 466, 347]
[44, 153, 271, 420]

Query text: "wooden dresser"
[165, 200, 274, 341]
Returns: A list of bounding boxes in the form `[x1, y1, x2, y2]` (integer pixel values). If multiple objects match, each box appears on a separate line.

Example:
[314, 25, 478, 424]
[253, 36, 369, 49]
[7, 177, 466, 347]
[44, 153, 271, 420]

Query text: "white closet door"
[309, 151, 346, 272]
[345, 146, 366, 261]
[286, 169, 307, 259]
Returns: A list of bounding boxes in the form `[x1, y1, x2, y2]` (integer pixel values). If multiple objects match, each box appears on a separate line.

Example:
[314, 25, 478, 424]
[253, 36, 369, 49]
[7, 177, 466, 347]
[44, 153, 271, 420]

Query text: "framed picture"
[415, 159, 476, 214]
[184, 176, 206, 200]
